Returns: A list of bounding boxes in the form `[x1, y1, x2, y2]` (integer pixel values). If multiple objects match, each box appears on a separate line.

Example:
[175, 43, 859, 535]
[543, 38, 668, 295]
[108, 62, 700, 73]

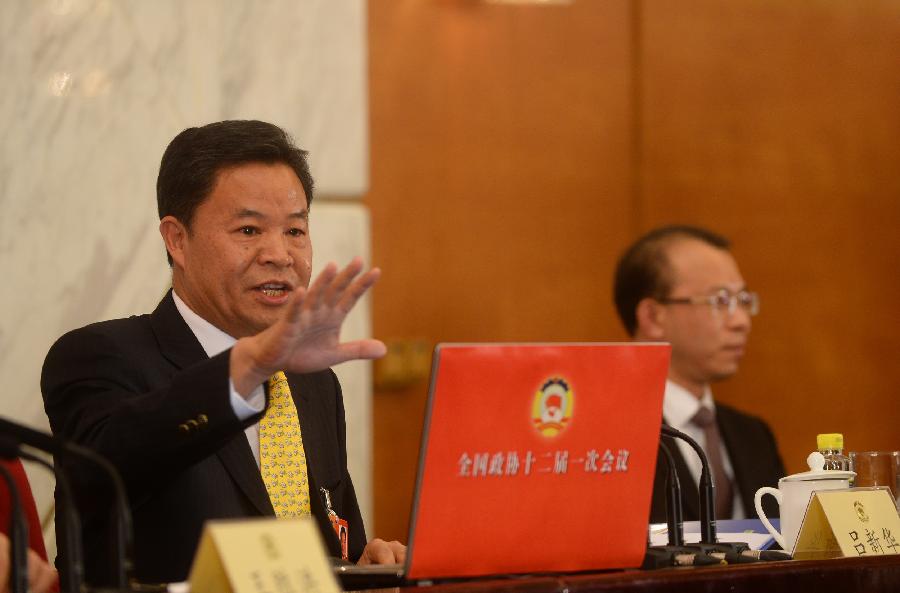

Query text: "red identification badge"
[330, 514, 349, 561]
[321, 487, 349, 560]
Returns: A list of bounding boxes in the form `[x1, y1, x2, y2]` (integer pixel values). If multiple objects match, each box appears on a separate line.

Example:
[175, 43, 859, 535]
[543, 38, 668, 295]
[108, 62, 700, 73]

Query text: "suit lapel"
[290, 374, 324, 474]
[289, 373, 342, 557]
[150, 290, 274, 516]
[217, 434, 275, 516]
[150, 291, 209, 371]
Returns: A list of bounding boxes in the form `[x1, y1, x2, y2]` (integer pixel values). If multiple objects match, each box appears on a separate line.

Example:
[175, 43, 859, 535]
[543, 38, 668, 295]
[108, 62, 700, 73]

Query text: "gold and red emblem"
[531, 377, 574, 437]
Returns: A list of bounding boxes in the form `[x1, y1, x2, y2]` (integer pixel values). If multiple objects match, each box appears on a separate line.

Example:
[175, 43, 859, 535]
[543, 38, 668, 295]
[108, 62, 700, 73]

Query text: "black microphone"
[658, 439, 684, 547]
[660, 425, 750, 559]
[0, 420, 57, 455]
[0, 437, 85, 593]
[0, 461, 28, 593]
[642, 440, 709, 570]
[660, 424, 717, 543]
[0, 417, 133, 589]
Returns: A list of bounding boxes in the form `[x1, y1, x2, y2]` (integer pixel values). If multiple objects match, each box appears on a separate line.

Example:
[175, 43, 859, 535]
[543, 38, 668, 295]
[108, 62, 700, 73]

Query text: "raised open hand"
[230, 257, 386, 395]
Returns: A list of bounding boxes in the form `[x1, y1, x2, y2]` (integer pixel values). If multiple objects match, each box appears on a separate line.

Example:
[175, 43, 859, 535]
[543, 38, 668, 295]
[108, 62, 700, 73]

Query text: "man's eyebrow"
[234, 208, 264, 219]
[233, 208, 308, 220]
[709, 284, 748, 293]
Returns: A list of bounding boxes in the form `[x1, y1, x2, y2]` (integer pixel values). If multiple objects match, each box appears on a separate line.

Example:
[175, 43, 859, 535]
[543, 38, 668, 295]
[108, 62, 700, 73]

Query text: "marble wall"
[0, 0, 374, 548]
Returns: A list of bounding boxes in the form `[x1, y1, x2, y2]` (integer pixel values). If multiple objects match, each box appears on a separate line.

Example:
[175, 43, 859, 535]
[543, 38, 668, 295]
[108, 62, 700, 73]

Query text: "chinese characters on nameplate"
[793, 488, 900, 560]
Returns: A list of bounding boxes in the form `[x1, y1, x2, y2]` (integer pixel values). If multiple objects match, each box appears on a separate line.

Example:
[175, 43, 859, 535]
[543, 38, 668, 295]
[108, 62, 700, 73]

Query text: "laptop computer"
[336, 342, 670, 587]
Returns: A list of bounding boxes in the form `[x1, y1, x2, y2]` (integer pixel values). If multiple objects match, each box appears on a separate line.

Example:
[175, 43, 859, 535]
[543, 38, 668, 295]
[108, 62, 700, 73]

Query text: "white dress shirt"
[172, 291, 266, 466]
[662, 380, 745, 519]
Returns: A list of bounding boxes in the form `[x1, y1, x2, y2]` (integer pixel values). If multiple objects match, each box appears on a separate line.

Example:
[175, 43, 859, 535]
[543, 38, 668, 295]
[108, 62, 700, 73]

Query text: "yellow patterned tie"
[259, 371, 311, 517]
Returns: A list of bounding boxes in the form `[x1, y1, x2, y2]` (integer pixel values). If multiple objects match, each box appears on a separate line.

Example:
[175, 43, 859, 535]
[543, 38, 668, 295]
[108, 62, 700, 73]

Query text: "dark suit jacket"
[650, 402, 786, 524]
[41, 292, 366, 586]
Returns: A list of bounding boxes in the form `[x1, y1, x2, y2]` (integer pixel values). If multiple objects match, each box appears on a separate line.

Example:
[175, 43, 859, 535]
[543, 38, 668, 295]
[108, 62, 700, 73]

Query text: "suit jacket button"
[178, 423, 190, 434]
[187, 419, 199, 430]
[197, 414, 208, 426]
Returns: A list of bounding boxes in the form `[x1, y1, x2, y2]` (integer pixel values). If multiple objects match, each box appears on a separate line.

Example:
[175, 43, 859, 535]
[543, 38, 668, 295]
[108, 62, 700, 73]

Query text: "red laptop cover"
[406, 343, 670, 579]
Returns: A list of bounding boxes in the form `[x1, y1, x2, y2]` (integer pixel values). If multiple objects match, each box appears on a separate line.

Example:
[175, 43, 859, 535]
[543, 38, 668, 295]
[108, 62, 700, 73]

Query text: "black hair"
[157, 120, 314, 264]
[613, 225, 730, 336]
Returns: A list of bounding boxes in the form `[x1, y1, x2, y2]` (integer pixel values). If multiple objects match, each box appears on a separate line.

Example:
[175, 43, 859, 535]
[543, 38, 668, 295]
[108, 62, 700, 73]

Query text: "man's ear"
[159, 216, 188, 269]
[635, 297, 666, 340]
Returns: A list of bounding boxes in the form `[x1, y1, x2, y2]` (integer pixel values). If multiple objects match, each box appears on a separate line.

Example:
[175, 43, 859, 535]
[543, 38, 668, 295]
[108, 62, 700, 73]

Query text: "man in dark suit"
[41, 120, 404, 586]
[613, 225, 785, 523]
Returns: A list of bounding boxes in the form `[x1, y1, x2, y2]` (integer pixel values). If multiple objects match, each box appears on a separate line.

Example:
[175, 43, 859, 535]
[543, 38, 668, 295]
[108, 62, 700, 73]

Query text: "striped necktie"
[259, 371, 311, 517]
[691, 406, 734, 519]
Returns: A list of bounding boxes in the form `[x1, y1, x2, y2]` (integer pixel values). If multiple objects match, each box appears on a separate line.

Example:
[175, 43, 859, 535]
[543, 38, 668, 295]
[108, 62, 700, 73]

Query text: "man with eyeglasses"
[613, 225, 785, 522]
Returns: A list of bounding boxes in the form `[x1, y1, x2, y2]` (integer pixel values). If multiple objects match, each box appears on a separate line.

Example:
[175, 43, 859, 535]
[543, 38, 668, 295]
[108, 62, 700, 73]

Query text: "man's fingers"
[304, 261, 339, 310]
[0, 534, 9, 593]
[388, 540, 407, 564]
[336, 267, 381, 313]
[323, 340, 388, 369]
[35, 566, 58, 593]
[358, 538, 406, 565]
[338, 339, 387, 363]
[31, 566, 57, 593]
[252, 259, 382, 377]
[322, 257, 365, 306]
[26, 549, 58, 593]
[370, 545, 394, 564]
[282, 286, 308, 325]
[303, 261, 378, 318]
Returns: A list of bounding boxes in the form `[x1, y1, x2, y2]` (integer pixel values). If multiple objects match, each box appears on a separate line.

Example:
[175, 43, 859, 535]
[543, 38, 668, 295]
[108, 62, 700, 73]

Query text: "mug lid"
[782, 469, 855, 482]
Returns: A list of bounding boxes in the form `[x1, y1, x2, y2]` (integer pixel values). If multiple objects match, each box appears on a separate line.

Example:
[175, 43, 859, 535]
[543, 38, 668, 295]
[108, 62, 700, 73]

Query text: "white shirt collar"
[662, 379, 716, 430]
[171, 290, 236, 358]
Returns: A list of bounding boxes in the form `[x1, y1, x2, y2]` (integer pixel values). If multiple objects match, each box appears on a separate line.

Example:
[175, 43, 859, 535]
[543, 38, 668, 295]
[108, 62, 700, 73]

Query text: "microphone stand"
[660, 425, 752, 561]
[0, 463, 28, 593]
[16, 446, 85, 593]
[642, 440, 722, 569]
[660, 425, 717, 543]
[63, 442, 134, 589]
[659, 440, 684, 547]
[0, 417, 134, 590]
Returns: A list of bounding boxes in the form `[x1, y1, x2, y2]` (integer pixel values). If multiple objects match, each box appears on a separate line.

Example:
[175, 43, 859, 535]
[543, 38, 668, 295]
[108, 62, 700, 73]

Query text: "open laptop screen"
[406, 343, 670, 579]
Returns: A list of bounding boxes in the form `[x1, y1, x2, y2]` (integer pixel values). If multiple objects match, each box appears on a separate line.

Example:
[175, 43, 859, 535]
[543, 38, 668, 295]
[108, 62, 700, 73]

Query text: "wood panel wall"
[639, 0, 900, 482]
[365, 0, 900, 541]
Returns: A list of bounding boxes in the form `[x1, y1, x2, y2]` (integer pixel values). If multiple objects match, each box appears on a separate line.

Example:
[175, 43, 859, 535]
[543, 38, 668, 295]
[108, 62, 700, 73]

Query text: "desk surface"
[373, 555, 900, 593]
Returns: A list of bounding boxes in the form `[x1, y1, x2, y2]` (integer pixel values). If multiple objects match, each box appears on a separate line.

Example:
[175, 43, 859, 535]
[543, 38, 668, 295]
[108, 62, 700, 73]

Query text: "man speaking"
[41, 121, 404, 585]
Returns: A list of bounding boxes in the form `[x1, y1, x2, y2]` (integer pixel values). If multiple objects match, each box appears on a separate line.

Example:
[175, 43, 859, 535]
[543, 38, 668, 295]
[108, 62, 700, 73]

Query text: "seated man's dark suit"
[41, 291, 365, 585]
[650, 402, 786, 524]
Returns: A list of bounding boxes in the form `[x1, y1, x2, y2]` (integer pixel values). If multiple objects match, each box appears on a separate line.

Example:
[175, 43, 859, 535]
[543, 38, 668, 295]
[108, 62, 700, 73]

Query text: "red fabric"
[0, 458, 48, 561]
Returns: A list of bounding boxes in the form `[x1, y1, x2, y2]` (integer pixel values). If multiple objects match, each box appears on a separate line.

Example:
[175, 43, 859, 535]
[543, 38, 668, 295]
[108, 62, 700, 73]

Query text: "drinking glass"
[849, 451, 897, 500]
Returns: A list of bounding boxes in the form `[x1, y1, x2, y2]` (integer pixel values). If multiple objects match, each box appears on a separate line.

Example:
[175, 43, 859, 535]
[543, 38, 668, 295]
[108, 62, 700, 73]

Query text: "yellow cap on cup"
[817, 433, 844, 450]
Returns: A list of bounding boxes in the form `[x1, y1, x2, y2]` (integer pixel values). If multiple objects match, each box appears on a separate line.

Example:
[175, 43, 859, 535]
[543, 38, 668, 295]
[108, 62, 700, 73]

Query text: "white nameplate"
[794, 487, 900, 560]
[189, 517, 340, 593]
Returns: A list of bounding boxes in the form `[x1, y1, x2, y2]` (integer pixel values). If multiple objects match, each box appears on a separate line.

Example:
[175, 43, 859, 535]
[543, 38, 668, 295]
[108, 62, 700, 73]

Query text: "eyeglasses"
[659, 289, 760, 317]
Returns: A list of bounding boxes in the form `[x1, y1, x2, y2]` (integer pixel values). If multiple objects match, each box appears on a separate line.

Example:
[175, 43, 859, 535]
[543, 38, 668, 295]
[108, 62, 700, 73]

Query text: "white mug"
[754, 453, 853, 554]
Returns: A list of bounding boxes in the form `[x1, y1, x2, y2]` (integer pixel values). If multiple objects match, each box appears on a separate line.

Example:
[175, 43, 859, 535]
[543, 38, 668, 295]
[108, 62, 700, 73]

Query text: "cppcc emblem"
[531, 377, 574, 437]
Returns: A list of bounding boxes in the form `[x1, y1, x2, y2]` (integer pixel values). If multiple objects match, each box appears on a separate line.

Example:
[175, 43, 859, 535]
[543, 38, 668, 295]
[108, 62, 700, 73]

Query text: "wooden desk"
[375, 556, 900, 593]
[562, 556, 900, 592]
